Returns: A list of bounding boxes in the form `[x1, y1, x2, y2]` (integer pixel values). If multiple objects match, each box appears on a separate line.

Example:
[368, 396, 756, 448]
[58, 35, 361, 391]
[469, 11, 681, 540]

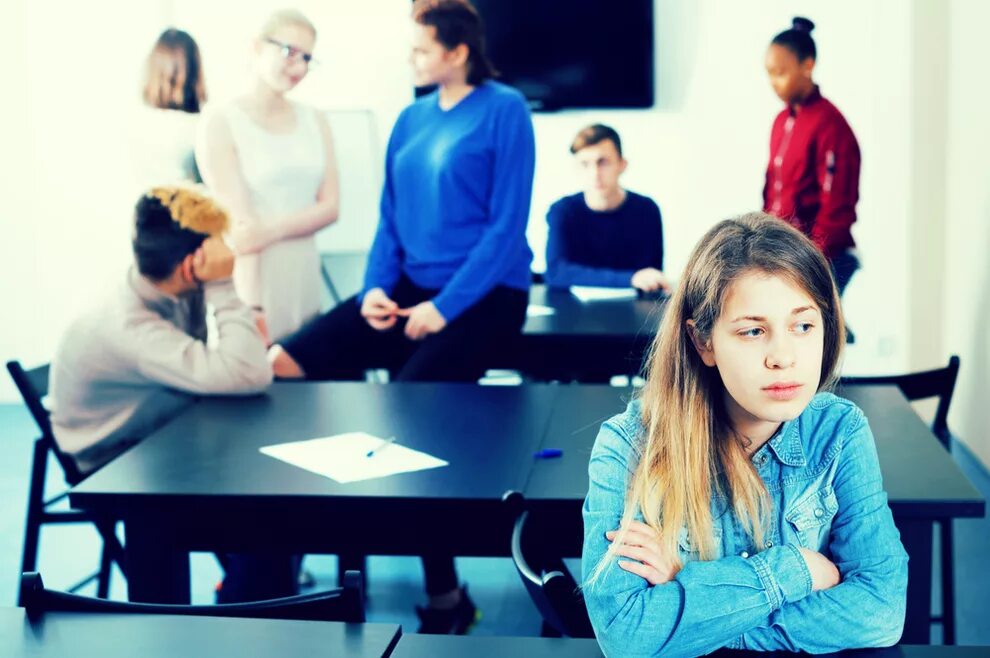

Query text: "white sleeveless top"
[127, 105, 201, 193]
[223, 101, 326, 341]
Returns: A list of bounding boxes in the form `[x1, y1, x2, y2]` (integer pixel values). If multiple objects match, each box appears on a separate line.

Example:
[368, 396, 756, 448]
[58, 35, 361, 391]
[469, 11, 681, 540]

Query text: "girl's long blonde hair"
[591, 213, 845, 581]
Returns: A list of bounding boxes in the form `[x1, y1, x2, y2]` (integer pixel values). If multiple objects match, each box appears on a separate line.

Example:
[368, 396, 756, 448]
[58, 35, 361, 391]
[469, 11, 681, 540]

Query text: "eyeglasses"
[264, 37, 318, 68]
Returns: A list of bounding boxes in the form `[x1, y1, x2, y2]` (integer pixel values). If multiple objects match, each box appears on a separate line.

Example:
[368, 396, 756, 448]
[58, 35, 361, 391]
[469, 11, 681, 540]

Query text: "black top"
[545, 191, 663, 288]
[0, 607, 400, 658]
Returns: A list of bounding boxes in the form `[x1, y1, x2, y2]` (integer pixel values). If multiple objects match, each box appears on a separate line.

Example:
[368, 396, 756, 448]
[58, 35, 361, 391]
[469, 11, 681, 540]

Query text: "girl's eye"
[795, 322, 814, 334]
[739, 327, 764, 338]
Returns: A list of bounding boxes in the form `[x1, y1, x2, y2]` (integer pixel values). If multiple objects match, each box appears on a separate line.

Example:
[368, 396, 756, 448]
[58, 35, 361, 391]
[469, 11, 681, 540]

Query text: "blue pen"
[366, 436, 397, 458]
[534, 448, 563, 459]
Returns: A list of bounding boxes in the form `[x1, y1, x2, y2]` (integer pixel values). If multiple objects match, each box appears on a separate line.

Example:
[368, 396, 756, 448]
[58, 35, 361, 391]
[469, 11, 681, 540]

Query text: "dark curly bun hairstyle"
[772, 16, 817, 62]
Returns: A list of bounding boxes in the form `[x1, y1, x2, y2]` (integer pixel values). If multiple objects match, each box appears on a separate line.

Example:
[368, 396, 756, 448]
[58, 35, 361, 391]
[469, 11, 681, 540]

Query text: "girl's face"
[409, 23, 466, 87]
[692, 271, 824, 430]
[765, 44, 814, 104]
[255, 24, 316, 94]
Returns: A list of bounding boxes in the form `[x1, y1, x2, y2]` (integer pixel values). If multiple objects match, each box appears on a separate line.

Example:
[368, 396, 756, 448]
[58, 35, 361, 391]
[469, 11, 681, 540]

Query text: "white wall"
[943, 0, 990, 468]
[0, 0, 984, 473]
[0, 1, 173, 399]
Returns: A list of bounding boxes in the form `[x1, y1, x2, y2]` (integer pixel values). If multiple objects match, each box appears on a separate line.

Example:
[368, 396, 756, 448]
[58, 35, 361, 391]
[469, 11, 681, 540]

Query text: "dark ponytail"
[772, 16, 817, 62]
[412, 0, 498, 85]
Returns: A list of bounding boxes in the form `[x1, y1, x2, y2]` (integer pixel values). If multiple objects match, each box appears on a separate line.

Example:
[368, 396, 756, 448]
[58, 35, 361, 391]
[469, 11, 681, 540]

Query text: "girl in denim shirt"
[582, 213, 908, 657]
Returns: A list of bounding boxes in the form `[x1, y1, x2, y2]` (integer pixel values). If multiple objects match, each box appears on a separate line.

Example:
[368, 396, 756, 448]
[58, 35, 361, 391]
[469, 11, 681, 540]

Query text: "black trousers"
[217, 553, 301, 603]
[282, 276, 529, 595]
[283, 276, 528, 383]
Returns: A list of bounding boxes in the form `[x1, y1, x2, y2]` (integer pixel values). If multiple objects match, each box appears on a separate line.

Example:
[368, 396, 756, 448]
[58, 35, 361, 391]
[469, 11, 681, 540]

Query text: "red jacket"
[763, 86, 860, 259]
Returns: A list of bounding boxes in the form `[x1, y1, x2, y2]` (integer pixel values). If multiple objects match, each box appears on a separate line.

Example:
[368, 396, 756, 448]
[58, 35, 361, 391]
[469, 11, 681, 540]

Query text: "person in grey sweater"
[50, 186, 296, 603]
[50, 185, 272, 475]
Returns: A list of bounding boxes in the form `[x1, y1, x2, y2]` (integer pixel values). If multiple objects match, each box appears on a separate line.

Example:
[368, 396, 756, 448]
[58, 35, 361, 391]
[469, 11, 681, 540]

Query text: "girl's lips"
[763, 383, 803, 401]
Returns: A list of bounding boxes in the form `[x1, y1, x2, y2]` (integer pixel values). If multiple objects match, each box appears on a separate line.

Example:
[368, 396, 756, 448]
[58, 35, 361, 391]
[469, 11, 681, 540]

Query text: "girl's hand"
[798, 547, 842, 591]
[606, 520, 678, 586]
[398, 301, 447, 341]
[361, 288, 399, 331]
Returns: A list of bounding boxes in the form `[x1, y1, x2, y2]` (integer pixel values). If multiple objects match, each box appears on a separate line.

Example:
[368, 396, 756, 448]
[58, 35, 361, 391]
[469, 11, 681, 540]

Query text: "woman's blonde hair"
[260, 8, 317, 39]
[590, 212, 845, 582]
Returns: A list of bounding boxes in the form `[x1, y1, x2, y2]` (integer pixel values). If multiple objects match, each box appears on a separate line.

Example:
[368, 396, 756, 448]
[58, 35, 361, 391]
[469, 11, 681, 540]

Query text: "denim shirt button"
[740, 551, 749, 558]
[765, 540, 773, 548]
[814, 508, 824, 518]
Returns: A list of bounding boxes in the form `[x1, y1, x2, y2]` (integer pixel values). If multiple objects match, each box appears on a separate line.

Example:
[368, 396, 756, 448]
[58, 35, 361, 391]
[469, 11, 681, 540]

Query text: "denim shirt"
[582, 393, 908, 658]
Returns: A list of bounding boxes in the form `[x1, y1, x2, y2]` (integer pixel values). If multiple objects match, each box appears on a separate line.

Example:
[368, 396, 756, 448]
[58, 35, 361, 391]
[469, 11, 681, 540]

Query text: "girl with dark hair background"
[764, 17, 862, 299]
[128, 29, 207, 192]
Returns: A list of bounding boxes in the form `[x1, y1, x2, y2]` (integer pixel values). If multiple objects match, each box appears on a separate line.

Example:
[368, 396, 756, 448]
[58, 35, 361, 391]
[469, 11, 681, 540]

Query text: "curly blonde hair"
[148, 185, 228, 236]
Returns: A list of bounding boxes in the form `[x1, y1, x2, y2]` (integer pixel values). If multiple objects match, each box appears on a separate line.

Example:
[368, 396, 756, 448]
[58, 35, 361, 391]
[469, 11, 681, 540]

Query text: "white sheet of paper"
[570, 286, 638, 303]
[259, 432, 448, 484]
[526, 304, 556, 318]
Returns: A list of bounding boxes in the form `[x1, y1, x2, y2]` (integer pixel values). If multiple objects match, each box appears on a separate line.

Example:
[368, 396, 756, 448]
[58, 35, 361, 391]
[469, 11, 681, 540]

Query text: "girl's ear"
[447, 43, 470, 68]
[686, 319, 717, 367]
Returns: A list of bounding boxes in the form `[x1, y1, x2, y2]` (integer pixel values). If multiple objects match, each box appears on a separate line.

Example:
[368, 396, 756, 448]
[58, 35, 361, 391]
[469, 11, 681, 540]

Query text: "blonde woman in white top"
[197, 9, 339, 342]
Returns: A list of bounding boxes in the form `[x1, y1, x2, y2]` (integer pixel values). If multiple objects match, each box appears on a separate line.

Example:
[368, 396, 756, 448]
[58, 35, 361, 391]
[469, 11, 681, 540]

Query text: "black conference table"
[6, 606, 986, 658]
[68, 382, 984, 645]
[0, 606, 401, 658]
[392, 635, 989, 658]
[320, 250, 664, 379]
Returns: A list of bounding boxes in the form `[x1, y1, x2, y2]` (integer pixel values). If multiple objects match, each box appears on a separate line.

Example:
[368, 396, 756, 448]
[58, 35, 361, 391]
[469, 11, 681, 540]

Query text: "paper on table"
[526, 304, 556, 318]
[570, 286, 638, 303]
[259, 432, 448, 484]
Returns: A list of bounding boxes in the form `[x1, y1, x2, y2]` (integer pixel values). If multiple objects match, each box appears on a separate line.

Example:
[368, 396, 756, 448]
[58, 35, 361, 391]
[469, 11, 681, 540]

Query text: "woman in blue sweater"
[270, 0, 535, 634]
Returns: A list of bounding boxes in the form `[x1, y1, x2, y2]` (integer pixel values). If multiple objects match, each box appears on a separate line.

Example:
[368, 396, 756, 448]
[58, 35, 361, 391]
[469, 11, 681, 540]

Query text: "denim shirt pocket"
[785, 486, 839, 552]
[677, 523, 724, 563]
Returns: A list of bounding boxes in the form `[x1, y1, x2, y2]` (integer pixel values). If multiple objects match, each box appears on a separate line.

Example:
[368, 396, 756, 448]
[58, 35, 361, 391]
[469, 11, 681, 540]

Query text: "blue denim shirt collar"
[766, 419, 807, 467]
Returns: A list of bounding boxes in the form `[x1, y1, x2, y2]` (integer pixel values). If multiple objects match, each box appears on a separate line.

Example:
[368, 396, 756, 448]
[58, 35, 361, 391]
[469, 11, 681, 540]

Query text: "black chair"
[505, 494, 594, 638]
[19, 571, 365, 623]
[840, 355, 961, 644]
[6, 360, 127, 601]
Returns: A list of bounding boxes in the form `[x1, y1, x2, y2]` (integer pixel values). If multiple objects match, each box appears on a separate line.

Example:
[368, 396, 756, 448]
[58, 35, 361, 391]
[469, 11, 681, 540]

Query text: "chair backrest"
[6, 361, 52, 438]
[840, 355, 960, 447]
[510, 508, 595, 638]
[6, 361, 84, 484]
[20, 571, 365, 623]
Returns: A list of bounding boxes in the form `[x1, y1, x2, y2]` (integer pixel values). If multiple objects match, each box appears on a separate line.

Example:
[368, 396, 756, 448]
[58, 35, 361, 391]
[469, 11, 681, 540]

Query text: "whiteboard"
[316, 109, 383, 253]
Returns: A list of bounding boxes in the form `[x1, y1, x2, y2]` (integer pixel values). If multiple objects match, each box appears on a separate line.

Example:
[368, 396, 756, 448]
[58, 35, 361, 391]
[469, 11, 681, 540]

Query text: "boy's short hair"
[570, 123, 623, 158]
[132, 186, 229, 281]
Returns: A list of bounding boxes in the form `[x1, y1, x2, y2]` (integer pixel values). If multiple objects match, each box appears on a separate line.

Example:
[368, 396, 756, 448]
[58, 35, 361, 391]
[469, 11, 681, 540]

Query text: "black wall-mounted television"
[470, 0, 655, 111]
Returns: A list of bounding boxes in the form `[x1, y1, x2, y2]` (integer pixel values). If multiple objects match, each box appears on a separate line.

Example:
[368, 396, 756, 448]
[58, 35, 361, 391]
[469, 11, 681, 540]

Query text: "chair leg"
[96, 540, 113, 599]
[940, 520, 956, 645]
[95, 520, 128, 579]
[20, 438, 49, 575]
[338, 553, 367, 591]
